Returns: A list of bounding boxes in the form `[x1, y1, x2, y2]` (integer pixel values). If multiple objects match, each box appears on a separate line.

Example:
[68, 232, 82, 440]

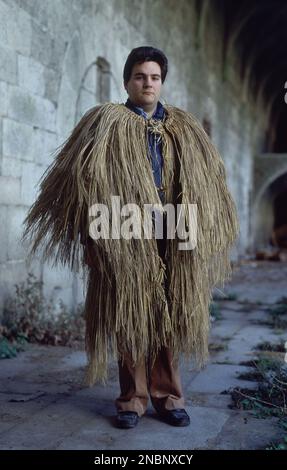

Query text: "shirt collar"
[125, 98, 165, 120]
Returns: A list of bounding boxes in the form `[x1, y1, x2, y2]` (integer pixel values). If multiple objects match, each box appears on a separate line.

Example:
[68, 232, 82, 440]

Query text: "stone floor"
[0, 260, 286, 450]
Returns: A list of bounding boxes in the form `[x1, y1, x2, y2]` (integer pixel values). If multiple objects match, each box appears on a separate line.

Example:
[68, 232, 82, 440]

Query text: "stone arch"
[56, 12, 126, 143]
[195, 0, 211, 49]
[251, 154, 287, 250]
[75, 57, 111, 123]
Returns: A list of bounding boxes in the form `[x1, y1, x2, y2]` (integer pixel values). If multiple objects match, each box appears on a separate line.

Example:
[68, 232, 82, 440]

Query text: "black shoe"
[158, 408, 190, 427]
[116, 411, 139, 429]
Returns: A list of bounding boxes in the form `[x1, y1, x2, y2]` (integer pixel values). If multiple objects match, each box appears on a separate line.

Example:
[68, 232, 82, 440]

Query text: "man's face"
[124, 61, 162, 110]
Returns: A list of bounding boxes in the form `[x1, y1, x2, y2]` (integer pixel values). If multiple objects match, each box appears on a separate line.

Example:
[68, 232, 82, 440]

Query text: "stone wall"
[0, 0, 269, 315]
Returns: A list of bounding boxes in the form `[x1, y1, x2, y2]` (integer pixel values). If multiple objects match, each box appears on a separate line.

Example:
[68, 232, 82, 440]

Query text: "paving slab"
[188, 364, 258, 394]
[203, 412, 286, 450]
[55, 406, 230, 451]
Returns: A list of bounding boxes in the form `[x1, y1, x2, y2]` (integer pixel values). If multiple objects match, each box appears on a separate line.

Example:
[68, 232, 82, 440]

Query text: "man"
[23, 46, 238, 429]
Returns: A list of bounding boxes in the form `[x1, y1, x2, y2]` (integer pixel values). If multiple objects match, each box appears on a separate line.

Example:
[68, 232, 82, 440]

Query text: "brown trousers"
[115, 347, 185, 416]
[115, 212, 184, 416]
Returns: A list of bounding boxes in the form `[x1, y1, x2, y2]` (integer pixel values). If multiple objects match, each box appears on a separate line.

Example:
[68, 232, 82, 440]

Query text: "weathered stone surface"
[0, 176, 21, 205]
[55, 406, 230, 451]
[205, 413, 286, 450]
[0, 81, 8, 116]
[1, 156, 22, 178]
[0, 1, 32, 55]
[6, 206, 29, 260]
[0, 260, 27, 301]
[189, 364, 258, 394]
[43, 67, 61, 104]
[0, 45, 17, 84]
[3, 119, 35, 162]
[227, 261, 287, 304]
[42, 264, 78, 312]
[3, 121, 57, 166]
[7, 86, 56, 132]
[0, 205, 8, 262]
[20, 162, 45, 206]
[18, 55, 46, 96]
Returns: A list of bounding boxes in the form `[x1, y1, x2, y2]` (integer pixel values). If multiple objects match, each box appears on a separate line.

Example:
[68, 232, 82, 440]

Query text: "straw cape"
[23, 103, 239, 385]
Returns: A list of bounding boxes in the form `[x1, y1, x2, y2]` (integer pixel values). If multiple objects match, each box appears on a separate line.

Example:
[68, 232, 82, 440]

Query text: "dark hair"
[123, 46, 168, 84]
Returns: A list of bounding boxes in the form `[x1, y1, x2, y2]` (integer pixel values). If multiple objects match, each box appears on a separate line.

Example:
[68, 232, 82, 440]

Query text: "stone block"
[7, 205, 28, 261]
[0, 81, 8, 116]
[0, 44, 17, 84]
[57, 80, 77, 140]
[3, 118, 34, 161]
[65, 32, 86, 92]
[32, 128, 57, 166]
[3, 118, 57, 165]
[57, 405, 230, 451]
[18, 55, 46, 96]
[42, 263, 76, 313]
[211, 413, 286, 450]
[7, 86, 56, 132]
[1, 156, 22, 178]
[76, 88, 95, 121]
[189, 364, 258, 394]
[30, 21, 66, 71]
[0, 175, 21, 205]
[0, 259, 27, 300]
[0, 117, 2, 158]
[0, 205, 8, 262]
[83, 64, 96, 94]
[20, 162, 45, 206]
[0, 1, 32, 55]
[43, 67, 60, 104]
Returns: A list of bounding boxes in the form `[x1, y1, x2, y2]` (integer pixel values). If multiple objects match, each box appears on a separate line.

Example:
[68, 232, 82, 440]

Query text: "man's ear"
[123, 81, 128, 92]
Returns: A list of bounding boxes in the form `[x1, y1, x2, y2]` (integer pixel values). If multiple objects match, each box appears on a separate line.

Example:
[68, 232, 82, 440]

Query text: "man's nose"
[144, 77, 153, 87]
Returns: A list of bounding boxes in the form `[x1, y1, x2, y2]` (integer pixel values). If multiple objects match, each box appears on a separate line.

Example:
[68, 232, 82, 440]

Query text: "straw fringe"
[22, 103, 239, 385]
